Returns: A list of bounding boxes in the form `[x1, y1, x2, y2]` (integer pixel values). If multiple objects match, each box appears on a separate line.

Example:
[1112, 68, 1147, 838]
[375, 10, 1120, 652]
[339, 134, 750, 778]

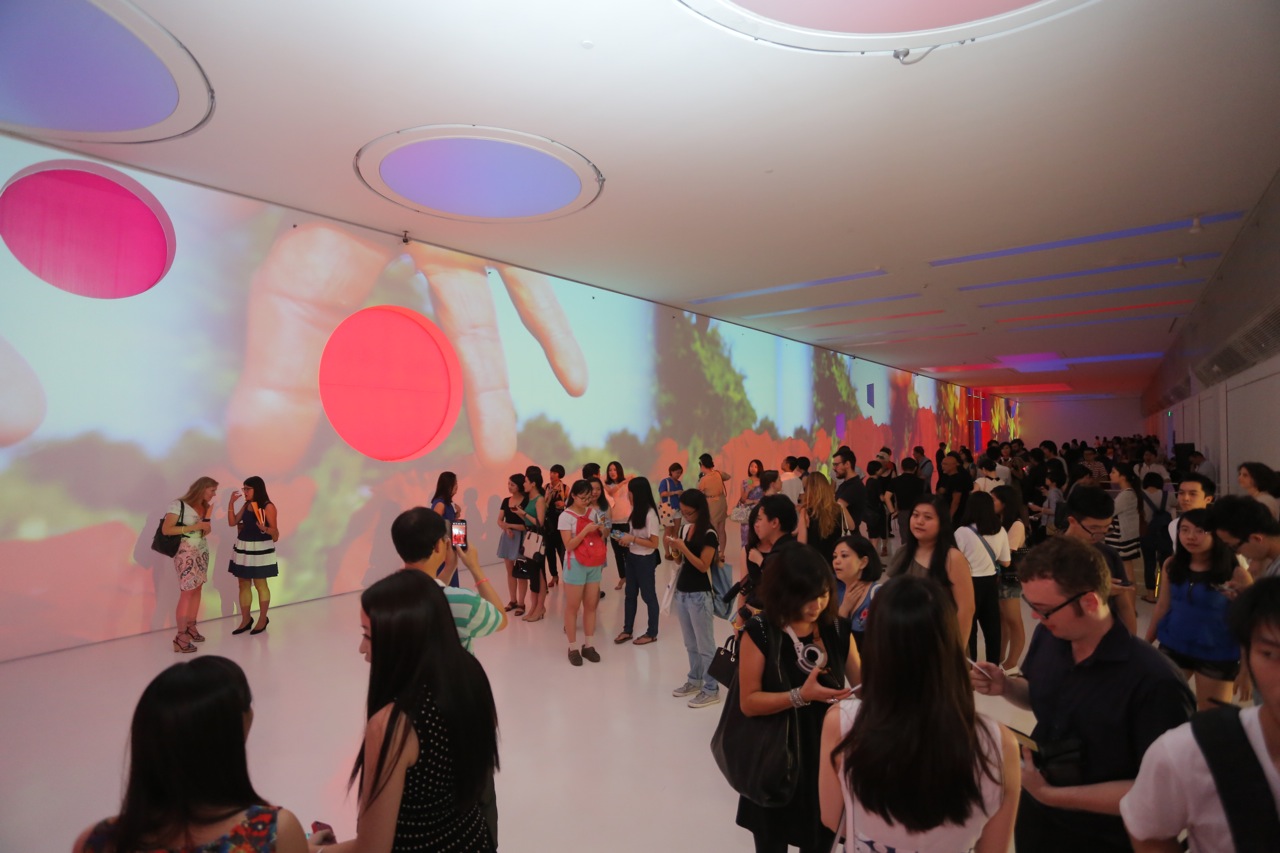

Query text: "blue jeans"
[623, 551, 660, 637]
[675, 590, 717, 693]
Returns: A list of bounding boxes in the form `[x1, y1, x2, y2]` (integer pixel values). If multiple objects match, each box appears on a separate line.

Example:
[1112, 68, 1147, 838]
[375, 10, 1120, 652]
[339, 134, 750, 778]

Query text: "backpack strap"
[1190, 705, 1280, 852]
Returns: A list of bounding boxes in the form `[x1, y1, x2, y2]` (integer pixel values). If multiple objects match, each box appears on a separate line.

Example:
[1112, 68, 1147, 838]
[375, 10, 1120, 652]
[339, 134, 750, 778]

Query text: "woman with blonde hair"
[798, 472, 844, 565]
[161, 476, 217, 653]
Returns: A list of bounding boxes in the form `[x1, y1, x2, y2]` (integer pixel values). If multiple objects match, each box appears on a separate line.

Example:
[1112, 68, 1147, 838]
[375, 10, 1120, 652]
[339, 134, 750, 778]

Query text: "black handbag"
[709, 626, 800, 807]
[709, 632, 739, 687]
[512, 552, 543, 580]
[150, 501, 185, 557]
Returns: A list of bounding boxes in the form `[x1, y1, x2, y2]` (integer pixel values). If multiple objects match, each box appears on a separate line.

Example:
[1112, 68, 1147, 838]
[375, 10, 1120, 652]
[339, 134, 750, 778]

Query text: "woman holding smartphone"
[162, 476, 217, 653]
[559, 479, 608, 665]
[497, 473, 527, 615]
[430, 471, 464, 588]
[227, 476, 279, 636]
[519, 468, 549, 623]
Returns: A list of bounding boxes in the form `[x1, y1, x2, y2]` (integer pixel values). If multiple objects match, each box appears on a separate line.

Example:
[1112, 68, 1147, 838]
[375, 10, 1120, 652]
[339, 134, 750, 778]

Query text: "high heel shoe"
[173, 633, 197, 653]
[185, 625, 206, 643]
[249, 616, 270, 635]
[231, 618, 253, 635]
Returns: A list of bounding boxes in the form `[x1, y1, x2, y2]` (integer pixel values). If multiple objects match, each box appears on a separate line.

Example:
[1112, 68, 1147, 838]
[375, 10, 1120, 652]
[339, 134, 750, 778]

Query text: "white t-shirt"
[167, 500, 204, 540]
[954, 526, 1009, 578]
[994, 463, 1012, 486]
[1121, 706, 1280, 852]
[1006, 519, 1026, 552]
[627, 509, 660, 556]
[973, 475, 1001, 494]
[780, 473, 804, 505]
[1139, 463, 1171, 484]
[836, 698, 1005, 852]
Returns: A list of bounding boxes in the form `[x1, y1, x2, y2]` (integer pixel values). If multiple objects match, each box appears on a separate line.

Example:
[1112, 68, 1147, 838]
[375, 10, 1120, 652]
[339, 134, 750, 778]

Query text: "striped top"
[433, 578, 502, 653]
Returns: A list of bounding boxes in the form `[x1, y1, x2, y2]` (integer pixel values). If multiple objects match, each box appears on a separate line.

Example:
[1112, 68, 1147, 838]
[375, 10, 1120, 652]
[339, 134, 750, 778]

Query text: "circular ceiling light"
[0, 160, 176, 298]
[356, 126, 604, 222]
[678, 0, 1099, 52]
[0, 0, 213, 142]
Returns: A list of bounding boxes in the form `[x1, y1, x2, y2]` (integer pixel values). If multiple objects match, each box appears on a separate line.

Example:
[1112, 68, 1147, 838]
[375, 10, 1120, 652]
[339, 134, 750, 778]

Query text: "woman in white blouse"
[954, 492, 1010, 667]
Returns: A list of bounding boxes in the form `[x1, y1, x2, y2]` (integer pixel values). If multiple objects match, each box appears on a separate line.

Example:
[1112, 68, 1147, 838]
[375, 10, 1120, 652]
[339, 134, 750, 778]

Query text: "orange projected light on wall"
[318, 306, 463, 461]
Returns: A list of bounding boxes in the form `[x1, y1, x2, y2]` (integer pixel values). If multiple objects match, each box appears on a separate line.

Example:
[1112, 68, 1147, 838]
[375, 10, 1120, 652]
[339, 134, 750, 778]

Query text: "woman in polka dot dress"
[311, 570, 499, 852]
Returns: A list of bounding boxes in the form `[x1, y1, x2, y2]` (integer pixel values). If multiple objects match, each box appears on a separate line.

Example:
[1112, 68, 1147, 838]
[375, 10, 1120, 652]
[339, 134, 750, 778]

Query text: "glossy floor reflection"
[2, 562, 1064, 852]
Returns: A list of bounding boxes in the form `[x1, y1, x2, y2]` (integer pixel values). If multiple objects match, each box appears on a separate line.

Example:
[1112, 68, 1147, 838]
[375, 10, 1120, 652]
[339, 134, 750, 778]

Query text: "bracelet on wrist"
[789, 687, 809, 708]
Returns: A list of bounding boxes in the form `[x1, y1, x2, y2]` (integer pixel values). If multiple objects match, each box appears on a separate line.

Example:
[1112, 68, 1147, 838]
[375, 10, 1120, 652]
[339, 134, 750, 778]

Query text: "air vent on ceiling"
[1193, 302, 1280, 386]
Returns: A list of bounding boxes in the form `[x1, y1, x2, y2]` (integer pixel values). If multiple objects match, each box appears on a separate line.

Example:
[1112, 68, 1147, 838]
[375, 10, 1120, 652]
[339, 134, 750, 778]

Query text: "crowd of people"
[85, 439, 1280, 851]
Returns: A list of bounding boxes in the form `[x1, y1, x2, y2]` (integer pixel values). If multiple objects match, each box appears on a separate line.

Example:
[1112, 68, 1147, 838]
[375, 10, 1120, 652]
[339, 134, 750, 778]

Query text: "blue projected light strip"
[744, 292, 919, 320]
[958, 253, 1218, 293]
[1008, 312, 1184, 333]
[688, 268, 887, 306]
[931, 214, 1242, 267]
[978, 278, 1202, 308]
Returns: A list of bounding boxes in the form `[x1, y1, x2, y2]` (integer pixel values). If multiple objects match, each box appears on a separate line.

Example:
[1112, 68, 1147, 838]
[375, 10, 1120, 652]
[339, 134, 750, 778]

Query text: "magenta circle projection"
[318, 306, 464, 462]
[0, 161, 176, 299]
[356, 126, 604, 222]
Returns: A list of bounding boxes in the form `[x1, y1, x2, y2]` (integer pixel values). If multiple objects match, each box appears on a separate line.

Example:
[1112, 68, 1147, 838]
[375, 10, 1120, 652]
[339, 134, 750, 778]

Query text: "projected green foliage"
[812, 350, 861, 429]
[654, 313, 756, 451]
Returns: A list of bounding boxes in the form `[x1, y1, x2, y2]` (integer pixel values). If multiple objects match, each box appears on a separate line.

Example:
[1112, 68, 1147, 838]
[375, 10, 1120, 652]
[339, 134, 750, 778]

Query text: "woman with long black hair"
[956, 492, 1009, 666]
[429, 471, 463, 588]
[888, 495, 975, 647]
[665, 488, 721, 708]
[991, 484, 1029, 672]
[227, 476, 279, 635]
[818, 575, 1019, 852]
[615, 476, 662, 645]
[519, 468, 548, 623]
[1145, 508, 1252, 709]
[604, 460, 633, 590]
[736, 544, 860, 852]
[496, 473, 527, 615]
[313, 570, 499, 851]
[74, 656, 307, 853]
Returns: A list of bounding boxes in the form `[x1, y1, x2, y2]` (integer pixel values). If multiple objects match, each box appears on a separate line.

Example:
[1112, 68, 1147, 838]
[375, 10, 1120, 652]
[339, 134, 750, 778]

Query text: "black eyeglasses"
[1026, 590, 1088, 619]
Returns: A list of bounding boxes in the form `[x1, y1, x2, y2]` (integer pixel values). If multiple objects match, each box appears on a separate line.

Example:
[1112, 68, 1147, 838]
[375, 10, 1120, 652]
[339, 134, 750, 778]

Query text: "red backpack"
[571, 510, 607, 567]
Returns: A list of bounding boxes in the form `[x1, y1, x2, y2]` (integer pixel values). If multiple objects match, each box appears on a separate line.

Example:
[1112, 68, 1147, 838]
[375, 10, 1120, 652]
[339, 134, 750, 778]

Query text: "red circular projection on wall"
[0, 161, 175, 298]
[319, 306, 463, 461]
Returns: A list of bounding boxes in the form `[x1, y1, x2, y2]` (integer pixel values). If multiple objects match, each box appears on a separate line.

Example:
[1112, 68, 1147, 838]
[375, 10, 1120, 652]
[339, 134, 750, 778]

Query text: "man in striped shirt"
[391, 507, 507, 652]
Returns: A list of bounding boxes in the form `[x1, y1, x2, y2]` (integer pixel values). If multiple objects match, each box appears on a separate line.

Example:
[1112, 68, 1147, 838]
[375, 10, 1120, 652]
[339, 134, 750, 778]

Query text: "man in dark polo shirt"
[832, 448, 866, 534]
[1063, 486, 1138, 636]
[972, 536, 1194, 852]
[740, 494, 798, 613]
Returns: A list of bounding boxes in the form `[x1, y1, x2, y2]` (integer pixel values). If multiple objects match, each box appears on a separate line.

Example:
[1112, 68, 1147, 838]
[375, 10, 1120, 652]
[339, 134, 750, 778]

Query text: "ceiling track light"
[1188, 216, 1203, 235]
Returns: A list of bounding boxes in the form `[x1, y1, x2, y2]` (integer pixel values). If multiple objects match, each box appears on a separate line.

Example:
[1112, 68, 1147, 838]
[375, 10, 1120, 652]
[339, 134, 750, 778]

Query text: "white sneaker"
[688, 690, 722, 709]
[672, 681, 700, 698]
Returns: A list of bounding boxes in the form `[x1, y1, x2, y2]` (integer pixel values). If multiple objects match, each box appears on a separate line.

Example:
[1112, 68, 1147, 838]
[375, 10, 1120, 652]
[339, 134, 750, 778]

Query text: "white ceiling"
[12, 0, 1280, 398]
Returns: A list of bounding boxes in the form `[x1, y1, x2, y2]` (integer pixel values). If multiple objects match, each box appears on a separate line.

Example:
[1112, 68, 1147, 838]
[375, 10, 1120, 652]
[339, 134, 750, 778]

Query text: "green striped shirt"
[434, 578, 502, 653]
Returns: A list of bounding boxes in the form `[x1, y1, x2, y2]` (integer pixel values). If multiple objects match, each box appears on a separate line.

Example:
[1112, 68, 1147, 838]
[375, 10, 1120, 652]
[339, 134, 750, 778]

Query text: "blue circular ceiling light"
[0, 0, 213, 142]
[357, 127, 604, 223]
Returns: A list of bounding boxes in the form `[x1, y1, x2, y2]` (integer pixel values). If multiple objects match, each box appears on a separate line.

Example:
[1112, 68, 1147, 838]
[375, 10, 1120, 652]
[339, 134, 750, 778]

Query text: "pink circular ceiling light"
[679, 0, 1099, 52]
[318, 306, 463, 462]
[0, 161, 176, 298]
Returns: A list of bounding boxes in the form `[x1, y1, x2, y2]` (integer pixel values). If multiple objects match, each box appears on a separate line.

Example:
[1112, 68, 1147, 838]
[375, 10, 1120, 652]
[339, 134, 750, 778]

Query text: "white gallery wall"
[1017, 396, 1146, 445]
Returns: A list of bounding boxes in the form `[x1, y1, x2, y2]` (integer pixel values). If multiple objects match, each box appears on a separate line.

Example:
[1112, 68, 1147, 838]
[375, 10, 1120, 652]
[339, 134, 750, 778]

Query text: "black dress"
[735, 615, 848, 851]
[393, 691, 495, 852]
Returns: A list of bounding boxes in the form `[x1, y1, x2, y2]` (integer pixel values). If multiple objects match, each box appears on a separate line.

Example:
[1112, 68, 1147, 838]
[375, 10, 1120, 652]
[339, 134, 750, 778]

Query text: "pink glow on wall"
[732, 0, 1039, 34]
[318, 306, 463, 462]
[0, 162, 174, 298]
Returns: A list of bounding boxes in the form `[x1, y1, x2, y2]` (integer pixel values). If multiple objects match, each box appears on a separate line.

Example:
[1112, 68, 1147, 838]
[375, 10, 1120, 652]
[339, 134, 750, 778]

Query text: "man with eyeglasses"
[1210, 495, 1280, 581]
[972, 537, 1194, 853]
[1063, 486, 1138, 636]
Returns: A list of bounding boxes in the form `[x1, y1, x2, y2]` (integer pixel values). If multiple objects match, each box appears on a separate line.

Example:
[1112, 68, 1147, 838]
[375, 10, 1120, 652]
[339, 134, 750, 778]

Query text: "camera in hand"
[723, 575, 754, 604]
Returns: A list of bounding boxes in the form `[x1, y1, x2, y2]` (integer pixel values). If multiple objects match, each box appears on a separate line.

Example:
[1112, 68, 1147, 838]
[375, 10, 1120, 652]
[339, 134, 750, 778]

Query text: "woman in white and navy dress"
[227, 476, 279, 635]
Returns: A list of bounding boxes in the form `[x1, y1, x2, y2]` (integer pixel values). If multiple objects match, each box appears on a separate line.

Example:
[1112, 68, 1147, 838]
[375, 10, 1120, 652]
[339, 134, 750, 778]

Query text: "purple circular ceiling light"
[357, 127, 604, 222]
[0, 0, 212, 142]
[679, 0, 1099, 52]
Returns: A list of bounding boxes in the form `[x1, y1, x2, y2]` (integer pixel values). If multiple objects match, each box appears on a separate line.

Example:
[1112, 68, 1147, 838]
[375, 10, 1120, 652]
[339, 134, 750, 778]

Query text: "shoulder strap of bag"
[1190, 706, 1280, 852]
[971, 527, 1000, 568]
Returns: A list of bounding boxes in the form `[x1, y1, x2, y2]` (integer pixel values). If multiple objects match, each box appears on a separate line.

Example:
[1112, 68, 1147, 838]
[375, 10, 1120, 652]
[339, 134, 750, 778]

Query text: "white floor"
[2, 565, 1056, 853]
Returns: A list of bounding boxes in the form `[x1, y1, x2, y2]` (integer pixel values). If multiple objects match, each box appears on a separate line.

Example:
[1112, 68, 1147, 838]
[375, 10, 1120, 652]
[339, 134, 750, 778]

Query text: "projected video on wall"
[0, 135, 1018, 660]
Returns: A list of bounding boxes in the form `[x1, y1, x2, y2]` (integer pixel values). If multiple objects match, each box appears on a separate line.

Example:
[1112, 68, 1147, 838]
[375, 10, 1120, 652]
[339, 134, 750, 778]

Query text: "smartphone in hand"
[451, 519, 468, 550]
